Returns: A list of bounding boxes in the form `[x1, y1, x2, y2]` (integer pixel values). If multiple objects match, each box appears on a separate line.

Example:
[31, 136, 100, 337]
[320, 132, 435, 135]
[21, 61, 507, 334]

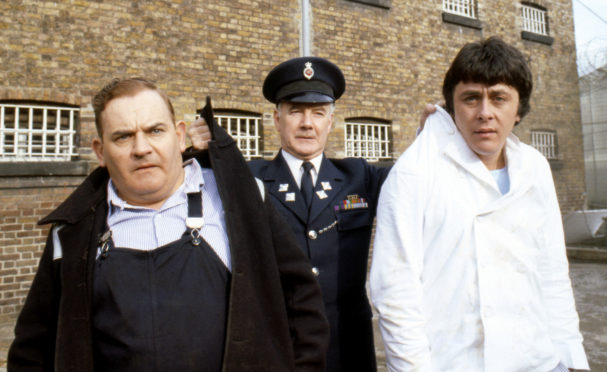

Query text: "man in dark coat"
[190, 57, 390, 372]
[8, 78, 329, 371]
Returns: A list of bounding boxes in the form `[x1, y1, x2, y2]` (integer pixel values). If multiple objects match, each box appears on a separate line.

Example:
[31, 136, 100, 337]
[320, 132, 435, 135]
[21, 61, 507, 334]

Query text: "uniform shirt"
[281, 149, 322, 188]
[370, 106, 588, 372]
[106, 159, 231, 270]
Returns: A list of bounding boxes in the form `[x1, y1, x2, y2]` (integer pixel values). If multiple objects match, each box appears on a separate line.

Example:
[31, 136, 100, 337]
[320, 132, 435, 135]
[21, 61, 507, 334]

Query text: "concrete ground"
[0, 260, 605, 371]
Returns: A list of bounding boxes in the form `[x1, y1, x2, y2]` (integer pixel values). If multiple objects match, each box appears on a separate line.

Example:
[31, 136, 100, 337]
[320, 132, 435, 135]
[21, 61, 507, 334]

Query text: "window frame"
[442, 0, 482, 29]
[197, 109, 263, 160]
[520, 3, 554, 45]
[344, 118, 392, 162]
[531, 130, 558, 160]
[0, 101, 80, 162]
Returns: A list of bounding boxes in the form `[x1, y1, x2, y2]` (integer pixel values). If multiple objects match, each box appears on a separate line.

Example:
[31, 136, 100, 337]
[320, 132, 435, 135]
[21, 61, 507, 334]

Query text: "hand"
[419, 103, 438, 131]
[188, 117, 211, 150]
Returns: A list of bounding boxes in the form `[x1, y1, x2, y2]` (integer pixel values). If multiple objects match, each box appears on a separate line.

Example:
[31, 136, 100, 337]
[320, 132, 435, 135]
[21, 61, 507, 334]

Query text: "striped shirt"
[106, 159, 231, 271]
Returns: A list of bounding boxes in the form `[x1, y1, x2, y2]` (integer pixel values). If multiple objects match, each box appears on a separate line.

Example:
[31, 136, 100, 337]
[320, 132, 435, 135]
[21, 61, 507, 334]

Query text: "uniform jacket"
[8, 108, 329, 372]
[249, 153, 390, 372]
[370, 106, 589, 371]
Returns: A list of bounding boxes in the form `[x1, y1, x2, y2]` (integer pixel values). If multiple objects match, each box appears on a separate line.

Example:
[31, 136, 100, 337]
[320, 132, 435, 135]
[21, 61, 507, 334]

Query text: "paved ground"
[0, 260, 605, 371]
[570, 261, 607, 371]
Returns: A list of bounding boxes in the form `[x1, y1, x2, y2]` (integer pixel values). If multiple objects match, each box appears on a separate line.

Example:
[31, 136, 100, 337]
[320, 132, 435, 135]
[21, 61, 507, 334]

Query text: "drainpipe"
[301, 0, 311, 56]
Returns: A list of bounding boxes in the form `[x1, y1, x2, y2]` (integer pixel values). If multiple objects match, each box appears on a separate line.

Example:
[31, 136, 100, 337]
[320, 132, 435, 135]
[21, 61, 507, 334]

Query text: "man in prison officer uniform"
[254, 56, 392, 372]
[8, 78, 329, 372]
[191, 57, 390, 371]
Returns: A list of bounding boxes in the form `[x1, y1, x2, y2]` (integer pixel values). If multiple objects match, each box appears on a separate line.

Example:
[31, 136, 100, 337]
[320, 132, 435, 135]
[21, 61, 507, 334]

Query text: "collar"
[429, 105, 528, 194]
[281, 149, 323, 179]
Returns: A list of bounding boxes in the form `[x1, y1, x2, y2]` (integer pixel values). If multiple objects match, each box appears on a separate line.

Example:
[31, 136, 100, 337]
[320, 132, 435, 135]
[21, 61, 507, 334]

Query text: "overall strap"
[186, 191, 204, 245]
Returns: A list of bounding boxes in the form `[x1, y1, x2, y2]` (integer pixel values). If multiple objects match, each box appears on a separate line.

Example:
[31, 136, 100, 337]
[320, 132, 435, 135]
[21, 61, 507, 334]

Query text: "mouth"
[296, 135, 316, 140]
[134, 164, 158, 172]
[474, 128, 497, 137]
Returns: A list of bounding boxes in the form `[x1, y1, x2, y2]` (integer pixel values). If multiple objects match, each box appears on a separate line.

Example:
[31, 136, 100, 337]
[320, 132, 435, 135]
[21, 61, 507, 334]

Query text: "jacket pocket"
[336, 209, 371, 231]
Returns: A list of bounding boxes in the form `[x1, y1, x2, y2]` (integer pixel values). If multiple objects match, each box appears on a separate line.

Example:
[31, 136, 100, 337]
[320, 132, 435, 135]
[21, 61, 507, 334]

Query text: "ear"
[328, 112, 334, 132]
[273, 109, 281, 132]
[92, 137, 106, 167]
[175, 120, 187, 152]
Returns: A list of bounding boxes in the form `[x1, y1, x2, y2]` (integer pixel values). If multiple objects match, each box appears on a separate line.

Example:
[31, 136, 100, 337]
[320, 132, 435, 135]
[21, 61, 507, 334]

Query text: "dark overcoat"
[8, 117, 329, 371]
[249, 154, 390, 372]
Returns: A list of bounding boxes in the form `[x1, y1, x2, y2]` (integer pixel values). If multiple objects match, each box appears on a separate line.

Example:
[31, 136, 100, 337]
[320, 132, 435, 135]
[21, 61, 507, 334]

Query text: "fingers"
[188, 117, 211, 150]
[419, 103, 437, 130]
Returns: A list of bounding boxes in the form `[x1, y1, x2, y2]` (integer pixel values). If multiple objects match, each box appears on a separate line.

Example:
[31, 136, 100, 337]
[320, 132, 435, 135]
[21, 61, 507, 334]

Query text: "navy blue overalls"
[92, 192, 230, 371]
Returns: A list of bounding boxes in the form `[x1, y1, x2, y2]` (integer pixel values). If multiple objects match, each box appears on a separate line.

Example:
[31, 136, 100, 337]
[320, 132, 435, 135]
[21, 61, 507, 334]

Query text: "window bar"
[364, 125, 367, 157]
[355, 124, 360, 158]
[68, 109, 75, 157]
[235, 117, 241, 154]
[27, 107, 33, 157]
[381, 125, 386, 158]
[371, 125, 377, 159]
[55, 109, 61, 157]
[254, 117, 259, 156]
[40, 108, 46, 157]
[14, 107, 20, 155]
[247, 118, 252, 156]
[243, 118, 250, 156]
[0, 106, 4, 156]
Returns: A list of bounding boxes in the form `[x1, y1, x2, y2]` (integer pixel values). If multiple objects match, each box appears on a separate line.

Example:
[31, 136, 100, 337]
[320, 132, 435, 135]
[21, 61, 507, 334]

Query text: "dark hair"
[92, 78, 175, 136]
[442, 36, 533, 122]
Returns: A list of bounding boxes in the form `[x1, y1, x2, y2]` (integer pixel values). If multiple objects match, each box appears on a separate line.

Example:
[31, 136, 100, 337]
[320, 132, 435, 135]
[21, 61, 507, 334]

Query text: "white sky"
[572, 0, 607, 76]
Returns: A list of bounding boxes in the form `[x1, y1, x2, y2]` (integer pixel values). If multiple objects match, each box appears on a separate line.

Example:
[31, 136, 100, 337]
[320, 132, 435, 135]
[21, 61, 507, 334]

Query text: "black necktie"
[301, 161, 314, 208]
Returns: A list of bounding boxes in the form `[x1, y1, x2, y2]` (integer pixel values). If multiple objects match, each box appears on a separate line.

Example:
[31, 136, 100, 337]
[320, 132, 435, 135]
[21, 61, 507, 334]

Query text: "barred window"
[443, 0, 476, 18]
[531, 130, 557, 160]
[345, 120, 391, 161]
[522, 3, 548, 36]
[0, 102, 79, 162]
[215, 111, 262, 160]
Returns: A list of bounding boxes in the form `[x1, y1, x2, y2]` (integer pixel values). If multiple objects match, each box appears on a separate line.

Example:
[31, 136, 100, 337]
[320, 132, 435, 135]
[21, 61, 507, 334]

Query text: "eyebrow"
[109, 122, 168, 138]
[458, 89, 482, 97]
[487, 88, 512, 96]
[458, 87, 512, 97]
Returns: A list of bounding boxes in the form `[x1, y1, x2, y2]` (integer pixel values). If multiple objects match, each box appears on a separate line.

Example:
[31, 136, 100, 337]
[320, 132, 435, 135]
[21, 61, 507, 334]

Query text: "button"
[311, 267, 319, 277]
[308, 230, 318, 240]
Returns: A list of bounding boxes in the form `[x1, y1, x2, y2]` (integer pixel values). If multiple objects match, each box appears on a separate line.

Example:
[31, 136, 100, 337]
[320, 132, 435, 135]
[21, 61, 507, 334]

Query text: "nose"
[132, 132, 152, 158]
[478, 98, 494, 121]
[301, 109, 314, 128]
[478, 97, 493, 121]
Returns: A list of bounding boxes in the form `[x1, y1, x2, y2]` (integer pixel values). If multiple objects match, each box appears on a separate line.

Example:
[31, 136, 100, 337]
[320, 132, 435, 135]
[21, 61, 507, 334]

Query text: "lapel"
[263, 153, 310, 223]
[308, 156, 345, 222]
[482, 134, 535, 213]
[443, 135, 498, 192]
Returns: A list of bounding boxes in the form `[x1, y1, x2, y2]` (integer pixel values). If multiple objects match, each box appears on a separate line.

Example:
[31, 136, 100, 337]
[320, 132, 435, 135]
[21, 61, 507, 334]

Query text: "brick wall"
[0, 186, 74, 322]
[0, 0, 584, 318]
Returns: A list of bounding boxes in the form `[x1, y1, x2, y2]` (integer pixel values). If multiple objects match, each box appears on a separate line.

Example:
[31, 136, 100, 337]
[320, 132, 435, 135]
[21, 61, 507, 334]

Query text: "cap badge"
[303, 62, 314, 80]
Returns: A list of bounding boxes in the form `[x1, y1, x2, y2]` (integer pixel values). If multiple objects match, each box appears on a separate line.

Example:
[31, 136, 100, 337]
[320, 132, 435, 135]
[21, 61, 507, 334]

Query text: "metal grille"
[216, 113, 261, 160]
[0, 103, 79, 161]
[345, 122, 391, 161]
[443, 0, 476, 18]
[522, 4, 548, 35]
[531, 130, 557, 159]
